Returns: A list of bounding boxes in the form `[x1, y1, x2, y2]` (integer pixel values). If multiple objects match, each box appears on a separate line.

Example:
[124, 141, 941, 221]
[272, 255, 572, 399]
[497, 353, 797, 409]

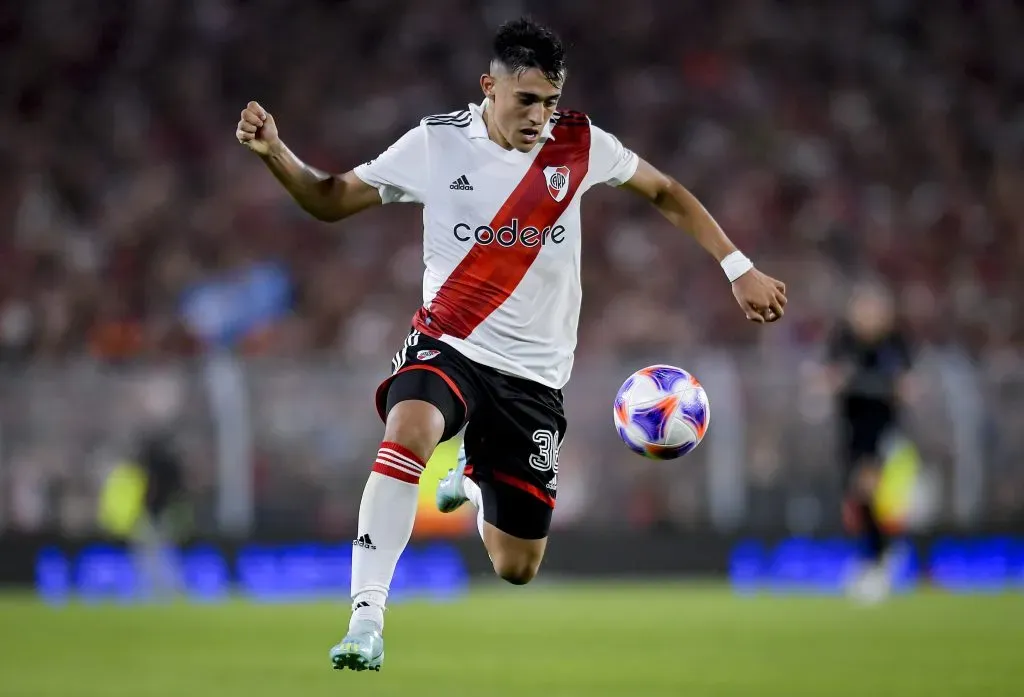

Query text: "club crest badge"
[544, 166, 570, 202]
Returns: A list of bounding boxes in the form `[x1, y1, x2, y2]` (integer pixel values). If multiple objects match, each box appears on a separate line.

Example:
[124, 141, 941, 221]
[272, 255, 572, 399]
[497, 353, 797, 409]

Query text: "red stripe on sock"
[372, 442, 426, 483]
[379, 441, 426, 468]
[372, 460, 421, 484]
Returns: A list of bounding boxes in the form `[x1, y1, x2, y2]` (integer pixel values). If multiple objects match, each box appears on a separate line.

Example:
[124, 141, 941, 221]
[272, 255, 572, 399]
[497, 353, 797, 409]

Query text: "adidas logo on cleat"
[449, 175, 474, 191]
[352, 534, 376, 549]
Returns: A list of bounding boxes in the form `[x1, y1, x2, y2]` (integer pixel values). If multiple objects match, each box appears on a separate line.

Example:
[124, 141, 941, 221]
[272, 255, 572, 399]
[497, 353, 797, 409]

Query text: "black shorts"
[375, 329, 565, 540]
[839, 396, 895, 490]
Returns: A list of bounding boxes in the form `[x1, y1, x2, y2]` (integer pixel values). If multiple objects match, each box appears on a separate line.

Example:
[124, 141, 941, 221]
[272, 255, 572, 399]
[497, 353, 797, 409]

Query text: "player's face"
[849, 285, 894, 339]
[481, 67, 562, 152]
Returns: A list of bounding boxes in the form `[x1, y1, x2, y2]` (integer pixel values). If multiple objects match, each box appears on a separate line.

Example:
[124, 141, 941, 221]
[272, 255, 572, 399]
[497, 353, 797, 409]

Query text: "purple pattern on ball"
[644, 366, 689, 392]
[679, 395, 707, 430]
[615, 376, 635, 402]
[632, 402, 672, 442]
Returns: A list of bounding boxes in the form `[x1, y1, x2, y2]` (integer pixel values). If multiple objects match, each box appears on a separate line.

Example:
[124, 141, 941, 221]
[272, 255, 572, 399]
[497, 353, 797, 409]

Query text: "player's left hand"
[732, 269, 787, 323]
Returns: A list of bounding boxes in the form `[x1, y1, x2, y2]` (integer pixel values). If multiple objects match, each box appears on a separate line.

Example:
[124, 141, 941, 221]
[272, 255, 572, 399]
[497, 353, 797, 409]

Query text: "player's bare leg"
[437, 443, 546, 584]
[330, 400, 443, 672]
[482, 524, 546, 584]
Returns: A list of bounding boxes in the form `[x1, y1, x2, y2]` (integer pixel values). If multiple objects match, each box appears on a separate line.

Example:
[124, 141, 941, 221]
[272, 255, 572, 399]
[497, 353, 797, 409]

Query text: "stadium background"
[0, 2, 1022, 696]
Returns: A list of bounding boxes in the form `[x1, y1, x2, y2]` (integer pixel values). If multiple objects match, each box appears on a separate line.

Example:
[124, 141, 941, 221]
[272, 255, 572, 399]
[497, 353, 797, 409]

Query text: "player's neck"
[481, 108, 513, 151]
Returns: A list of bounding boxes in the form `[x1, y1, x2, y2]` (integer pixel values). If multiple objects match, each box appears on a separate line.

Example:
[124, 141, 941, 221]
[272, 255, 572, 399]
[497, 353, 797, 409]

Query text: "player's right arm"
[236, 101, 383, 222]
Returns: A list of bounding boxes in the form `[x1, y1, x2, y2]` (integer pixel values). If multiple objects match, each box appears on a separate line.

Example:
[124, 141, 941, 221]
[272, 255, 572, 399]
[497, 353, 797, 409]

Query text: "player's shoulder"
[420, 108, 472, 129]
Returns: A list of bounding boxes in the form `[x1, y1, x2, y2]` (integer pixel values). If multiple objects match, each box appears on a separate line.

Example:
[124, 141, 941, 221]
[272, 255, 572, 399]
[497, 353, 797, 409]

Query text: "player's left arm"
[620, 158, 787, 323]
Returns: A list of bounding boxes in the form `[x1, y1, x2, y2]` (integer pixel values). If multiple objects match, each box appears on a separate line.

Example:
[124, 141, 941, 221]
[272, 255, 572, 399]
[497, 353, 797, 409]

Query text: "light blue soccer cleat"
[330, 620, 384, 672]
[435, 441, 469, 513]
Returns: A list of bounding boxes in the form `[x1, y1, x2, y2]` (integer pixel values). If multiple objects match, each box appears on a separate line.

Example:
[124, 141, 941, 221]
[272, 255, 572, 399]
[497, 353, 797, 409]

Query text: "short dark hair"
[492, 17, 566, 84]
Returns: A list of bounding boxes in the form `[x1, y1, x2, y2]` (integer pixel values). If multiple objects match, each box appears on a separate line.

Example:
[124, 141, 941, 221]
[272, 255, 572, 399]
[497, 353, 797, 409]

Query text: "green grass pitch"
[0, 582, 1021, 697]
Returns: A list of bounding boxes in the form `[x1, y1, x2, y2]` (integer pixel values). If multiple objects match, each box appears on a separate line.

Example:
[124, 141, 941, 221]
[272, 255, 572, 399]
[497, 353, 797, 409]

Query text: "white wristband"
[720, 251, 754, 283]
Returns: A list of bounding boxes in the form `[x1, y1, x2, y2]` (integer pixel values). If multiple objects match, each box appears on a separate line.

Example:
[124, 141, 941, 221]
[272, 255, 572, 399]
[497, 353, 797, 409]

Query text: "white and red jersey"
[353, 100, 638, 389]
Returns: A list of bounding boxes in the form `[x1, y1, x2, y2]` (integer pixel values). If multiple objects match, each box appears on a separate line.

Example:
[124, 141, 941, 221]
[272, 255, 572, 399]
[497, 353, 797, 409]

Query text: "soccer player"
[823, 282, 915, 603]
[236, 18, 787, 671]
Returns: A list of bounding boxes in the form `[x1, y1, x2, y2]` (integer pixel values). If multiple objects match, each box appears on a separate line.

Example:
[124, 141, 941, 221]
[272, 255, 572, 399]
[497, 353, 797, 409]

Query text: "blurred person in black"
[823, 282, 915, 603]
[131, 428, 187, 599]
[132, 375, 188, 599]
[140, 429, 185, 532]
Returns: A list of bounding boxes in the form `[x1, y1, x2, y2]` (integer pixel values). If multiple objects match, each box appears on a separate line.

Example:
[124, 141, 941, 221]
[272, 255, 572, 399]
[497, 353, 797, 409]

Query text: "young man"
[236, 18, 787, 671]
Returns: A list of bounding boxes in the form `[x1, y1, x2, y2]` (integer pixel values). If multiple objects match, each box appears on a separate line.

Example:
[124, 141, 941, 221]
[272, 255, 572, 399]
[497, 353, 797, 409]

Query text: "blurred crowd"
[2, 0, 1022, 367]
[2, 0, 1024, 536]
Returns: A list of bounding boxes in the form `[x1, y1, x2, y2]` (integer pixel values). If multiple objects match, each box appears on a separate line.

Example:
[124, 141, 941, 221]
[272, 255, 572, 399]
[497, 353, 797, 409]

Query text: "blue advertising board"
[28, 535, 1024, 603]
[728, 536, 1024, 594]
[35, 542, 469, 604]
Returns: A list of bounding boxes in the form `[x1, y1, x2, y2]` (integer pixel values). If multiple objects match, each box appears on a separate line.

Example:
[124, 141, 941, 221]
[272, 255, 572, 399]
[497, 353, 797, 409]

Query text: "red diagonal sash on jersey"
[414, 113, 592, 340]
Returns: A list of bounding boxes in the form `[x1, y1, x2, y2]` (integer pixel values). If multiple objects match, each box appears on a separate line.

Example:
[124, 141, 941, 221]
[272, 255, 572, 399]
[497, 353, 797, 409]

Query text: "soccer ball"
[613, 364, 710, 459]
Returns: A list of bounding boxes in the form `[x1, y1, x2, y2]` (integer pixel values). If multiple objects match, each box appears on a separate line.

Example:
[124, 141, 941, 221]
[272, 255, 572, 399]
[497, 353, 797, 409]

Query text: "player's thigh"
[463, 378, 566, 541]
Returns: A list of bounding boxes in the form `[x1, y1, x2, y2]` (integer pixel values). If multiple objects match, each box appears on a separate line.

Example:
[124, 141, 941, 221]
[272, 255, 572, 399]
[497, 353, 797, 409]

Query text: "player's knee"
[491, 551, 542, 585]
[383, 399, 446, 462]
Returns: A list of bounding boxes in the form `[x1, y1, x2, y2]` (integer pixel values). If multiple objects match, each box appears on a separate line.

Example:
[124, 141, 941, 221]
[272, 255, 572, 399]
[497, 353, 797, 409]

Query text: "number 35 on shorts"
[529, 429, 560, 473]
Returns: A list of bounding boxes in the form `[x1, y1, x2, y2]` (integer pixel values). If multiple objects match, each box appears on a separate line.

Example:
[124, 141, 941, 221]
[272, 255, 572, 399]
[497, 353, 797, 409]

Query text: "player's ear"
[480, 74, 497, 100]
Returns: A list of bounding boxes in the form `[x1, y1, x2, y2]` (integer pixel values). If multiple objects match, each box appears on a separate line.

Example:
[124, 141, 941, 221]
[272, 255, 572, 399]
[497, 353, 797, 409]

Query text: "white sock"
[349, 442, 425, 633]
[462, 476, 482, 508]
[462, 476, 486, 542]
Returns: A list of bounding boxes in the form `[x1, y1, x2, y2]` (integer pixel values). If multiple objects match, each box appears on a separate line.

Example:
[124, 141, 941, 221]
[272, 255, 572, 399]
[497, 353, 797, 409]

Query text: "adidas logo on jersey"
[352, 534, 376, 550]
[449, 175, 474, 191]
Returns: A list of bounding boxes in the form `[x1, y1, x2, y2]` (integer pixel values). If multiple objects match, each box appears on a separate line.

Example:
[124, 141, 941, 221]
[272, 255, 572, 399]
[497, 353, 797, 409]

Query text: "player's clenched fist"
[236, 101, 280, 156]
[732, 269, 787, 323]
